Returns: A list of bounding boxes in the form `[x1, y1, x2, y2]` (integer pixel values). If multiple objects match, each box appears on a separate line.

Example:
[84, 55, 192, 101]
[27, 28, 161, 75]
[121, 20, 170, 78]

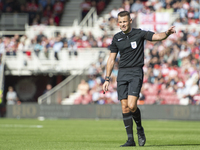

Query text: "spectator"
[176, 2, 187, 19]
[20, 4, 27, 13]
[6, 86, 18, 105]
[80, 0, 91, 20]
[43, 84, 52, 94]
[96, 0, 105, 15]
[88, 64, 97, 76]
[193, 8, 200, 19]
[123, 0, 130, 12]
[53, 0, 64, 16]
[178, 45, 191, 60]
[34, 41, 43, 57]
[92, 86, 112, 104]
[99, 18, 108, 31]
[43, 5, 53, 18]
[53, 0, 64, 25]
[110, 87, 119, 104]
[189, 79, 199, 104]
[61, 33, 68, 43]
[74, 79, 91, 104]
[45, 0, 54, 10]
[130, 0, 144, 12]
[37, 31, 46, 43]
[53, 36, 63, 60]
[39, 0, 48, 9]
[91, 85, 103, 104]
[173, 18, 183, 27]
[5, 37, 17, 56]
[110, 7, 119, 19]
[78, 79, 90, 96]
[26, 0, 39, 24]
[42, 36, 51, 59]
[68, 38, 78, 58]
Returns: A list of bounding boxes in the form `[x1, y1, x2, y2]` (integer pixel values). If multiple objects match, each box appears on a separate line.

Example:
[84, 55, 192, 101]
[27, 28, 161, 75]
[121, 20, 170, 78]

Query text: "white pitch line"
[0, 124, 43, 128]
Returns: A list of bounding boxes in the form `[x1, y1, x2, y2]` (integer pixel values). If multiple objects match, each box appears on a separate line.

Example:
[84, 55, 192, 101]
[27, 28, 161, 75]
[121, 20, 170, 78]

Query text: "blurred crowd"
[0, 0, 111, 26]
[1, 0, 200, 27]
[1, 0, 200, 106]
[0, 30, 113, 59]
[0, 27, 113, 105]
[101, 0, 200, 31]
[74, 0, 200, 105]
[0, 0, 66, 26]
[80, 0, 111, 20]
[74, 29, 200, 106]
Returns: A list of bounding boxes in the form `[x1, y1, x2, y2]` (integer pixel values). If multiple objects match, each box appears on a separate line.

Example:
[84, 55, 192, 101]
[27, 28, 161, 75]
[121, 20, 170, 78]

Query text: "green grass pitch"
[0, 119, 200, 150]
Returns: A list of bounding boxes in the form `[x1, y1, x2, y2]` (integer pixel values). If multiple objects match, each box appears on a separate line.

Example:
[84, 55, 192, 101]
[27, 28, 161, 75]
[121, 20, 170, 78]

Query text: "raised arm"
[102, 52, 117, 92]
[152, 26, 176, 41]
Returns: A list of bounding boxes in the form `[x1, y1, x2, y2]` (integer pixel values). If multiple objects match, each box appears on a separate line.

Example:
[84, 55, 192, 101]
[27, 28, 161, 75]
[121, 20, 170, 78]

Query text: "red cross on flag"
[138, 12, 170, 32]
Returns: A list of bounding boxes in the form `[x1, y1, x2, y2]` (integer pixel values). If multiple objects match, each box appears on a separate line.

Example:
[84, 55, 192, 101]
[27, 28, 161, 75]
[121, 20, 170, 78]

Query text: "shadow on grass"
[147, 144, 200, 147]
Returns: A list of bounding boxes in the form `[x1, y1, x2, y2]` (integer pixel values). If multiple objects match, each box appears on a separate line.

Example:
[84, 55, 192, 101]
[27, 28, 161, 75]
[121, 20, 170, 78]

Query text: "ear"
[130, 18, 132, 24]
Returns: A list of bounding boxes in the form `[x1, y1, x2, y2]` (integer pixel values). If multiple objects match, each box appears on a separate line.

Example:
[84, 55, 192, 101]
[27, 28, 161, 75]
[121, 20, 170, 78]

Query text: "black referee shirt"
[110, 28, 154, 69]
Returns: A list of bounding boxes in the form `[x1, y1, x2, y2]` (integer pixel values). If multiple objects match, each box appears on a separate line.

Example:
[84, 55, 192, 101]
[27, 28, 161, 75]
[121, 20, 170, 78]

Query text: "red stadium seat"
[145, 95, 157, 104]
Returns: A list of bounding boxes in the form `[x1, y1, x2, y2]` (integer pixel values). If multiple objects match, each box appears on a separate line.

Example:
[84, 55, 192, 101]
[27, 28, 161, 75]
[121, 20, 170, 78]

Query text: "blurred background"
[0, 0, 200, 120]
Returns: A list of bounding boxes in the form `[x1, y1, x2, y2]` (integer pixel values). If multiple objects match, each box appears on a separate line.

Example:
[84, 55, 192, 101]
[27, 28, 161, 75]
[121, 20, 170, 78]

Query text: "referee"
[102, 11, 176, 147]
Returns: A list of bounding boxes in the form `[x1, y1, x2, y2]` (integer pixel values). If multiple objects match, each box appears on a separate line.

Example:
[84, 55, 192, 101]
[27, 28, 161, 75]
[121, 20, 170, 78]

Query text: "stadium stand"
[0, 0, 68, 26]
[68, 0, 200, 105]
[0, 0, 200, 106]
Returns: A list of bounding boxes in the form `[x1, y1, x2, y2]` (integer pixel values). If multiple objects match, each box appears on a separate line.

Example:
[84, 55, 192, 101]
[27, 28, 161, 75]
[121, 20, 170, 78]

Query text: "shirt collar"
[122, 28, 132, 34]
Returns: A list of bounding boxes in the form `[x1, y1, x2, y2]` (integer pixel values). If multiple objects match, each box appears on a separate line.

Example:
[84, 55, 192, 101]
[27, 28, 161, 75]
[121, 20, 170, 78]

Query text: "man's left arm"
[152, 26, 176, 41]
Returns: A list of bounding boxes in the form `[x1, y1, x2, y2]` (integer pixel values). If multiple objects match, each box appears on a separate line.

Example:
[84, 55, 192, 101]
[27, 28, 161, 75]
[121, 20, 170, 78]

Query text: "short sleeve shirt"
[110, 28, 154, 69]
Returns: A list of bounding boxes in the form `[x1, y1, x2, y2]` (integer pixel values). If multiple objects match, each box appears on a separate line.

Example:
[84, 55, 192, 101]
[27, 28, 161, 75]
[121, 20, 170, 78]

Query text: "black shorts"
[117, 67, 143, 100]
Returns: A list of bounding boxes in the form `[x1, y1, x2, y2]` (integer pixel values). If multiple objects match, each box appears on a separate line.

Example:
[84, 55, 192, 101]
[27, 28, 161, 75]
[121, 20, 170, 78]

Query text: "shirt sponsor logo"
[131, 41, 137, 49]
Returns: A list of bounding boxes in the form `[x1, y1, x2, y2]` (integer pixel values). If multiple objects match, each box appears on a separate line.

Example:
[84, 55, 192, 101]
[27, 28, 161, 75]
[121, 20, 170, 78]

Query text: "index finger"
[102, 84, 107, 92]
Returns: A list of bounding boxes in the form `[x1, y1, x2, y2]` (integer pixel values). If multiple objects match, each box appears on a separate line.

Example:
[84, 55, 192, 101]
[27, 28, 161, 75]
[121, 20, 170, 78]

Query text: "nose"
[121, 22, 125, 26]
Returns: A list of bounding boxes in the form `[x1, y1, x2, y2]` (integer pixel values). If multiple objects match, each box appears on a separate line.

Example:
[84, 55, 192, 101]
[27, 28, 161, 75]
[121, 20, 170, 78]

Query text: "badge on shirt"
[131, 41, 137, 49]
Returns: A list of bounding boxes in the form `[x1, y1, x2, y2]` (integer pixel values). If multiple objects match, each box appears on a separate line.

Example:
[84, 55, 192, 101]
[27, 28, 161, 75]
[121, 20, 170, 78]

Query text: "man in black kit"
[102, 11, 176, 147]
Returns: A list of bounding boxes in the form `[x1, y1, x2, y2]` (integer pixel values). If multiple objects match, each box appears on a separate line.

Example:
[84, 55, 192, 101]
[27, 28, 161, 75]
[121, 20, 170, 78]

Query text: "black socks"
[122, 107, 142, 141]
[131, 107, 142, 129]
[122, 112, 133, 141]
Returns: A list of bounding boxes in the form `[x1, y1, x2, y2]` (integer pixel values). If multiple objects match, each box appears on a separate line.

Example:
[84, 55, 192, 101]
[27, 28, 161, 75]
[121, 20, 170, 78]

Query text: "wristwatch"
[105, 76, 110, 82]
[165, 31, 170, 36]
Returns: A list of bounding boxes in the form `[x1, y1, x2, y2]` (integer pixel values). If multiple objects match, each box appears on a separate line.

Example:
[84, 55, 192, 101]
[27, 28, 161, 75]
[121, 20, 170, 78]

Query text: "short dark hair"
[118, 11, 130, 18]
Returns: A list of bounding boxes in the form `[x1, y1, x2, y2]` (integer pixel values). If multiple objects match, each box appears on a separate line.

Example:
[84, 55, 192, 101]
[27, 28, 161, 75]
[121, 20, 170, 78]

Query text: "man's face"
[118, 15, 132, 34]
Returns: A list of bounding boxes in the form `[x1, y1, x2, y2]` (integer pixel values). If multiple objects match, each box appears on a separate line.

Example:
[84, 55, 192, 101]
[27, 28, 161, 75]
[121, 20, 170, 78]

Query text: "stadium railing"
[4, 48, 108, 76]
[79, 7, 98, 27]
[25, 24, 104, 42]
[0, 13, 28, 31]
[3, 47, 109, 104]
[36, 48, 109, 105]
[38, 69, 87, 105]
